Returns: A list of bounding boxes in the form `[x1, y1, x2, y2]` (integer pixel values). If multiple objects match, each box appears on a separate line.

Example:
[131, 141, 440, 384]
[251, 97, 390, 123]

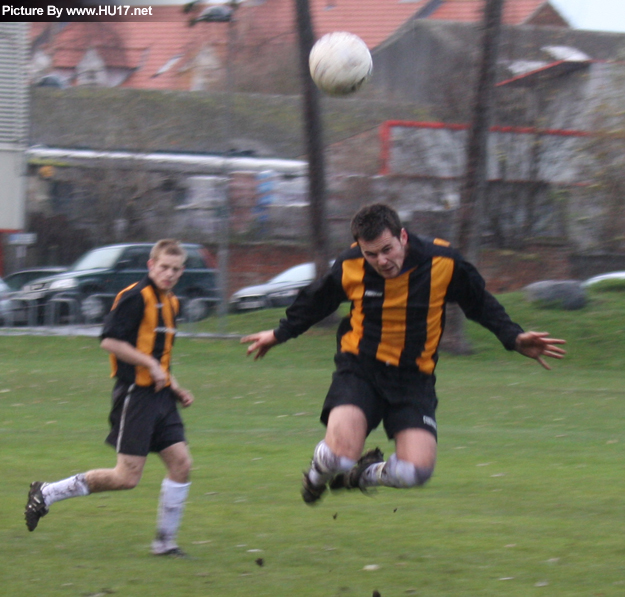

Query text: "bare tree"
[442, 0, 504, 356]
[457, 0, 504, 264]
[583, 72, 625, 252]
[27, 162, 183, 266]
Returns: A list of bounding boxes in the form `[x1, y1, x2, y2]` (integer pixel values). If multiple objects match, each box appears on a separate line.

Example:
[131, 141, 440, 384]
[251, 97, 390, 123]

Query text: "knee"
[114, 464, 143, 490]
[180, 454, 193, 481]
[325, 405, 367, 461]
[118, 468, 143, 490]
[170, 454, 193, 483]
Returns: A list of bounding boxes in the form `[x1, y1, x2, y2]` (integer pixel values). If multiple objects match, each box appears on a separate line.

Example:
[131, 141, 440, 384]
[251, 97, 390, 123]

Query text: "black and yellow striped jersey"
[273, 233, 523, 374]
[101, 276, 179, 386]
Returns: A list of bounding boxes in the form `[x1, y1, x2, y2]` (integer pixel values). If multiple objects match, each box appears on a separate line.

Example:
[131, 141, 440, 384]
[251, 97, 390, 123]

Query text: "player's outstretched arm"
[514, 331, 566, 370]
[241, 330, 279, 360]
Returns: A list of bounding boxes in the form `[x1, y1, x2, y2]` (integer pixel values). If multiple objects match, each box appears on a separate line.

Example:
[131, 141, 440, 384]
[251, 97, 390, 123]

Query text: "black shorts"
[106, 380, 186, 456]
[321, 352, 439, 440]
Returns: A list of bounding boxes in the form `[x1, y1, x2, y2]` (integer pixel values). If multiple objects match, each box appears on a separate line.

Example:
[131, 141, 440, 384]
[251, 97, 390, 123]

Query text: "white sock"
[360, 461, 386, 487]
[42, 473, 90, 507]
[308, 440, 356, 486]
[361, 453, 433, 488]
[152, 478, 191, 553]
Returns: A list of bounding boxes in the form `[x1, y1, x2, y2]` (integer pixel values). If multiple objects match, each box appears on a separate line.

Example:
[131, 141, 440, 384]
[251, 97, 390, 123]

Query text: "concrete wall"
[0, 23, 29, 231]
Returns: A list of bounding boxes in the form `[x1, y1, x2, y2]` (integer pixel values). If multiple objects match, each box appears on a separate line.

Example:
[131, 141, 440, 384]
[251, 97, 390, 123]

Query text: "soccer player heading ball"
[25, 240, 195, 557]
[242, 204, 566, 504]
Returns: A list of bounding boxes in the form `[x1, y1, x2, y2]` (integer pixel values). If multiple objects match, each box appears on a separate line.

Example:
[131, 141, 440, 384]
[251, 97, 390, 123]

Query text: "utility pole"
[293, 0, 330, 278]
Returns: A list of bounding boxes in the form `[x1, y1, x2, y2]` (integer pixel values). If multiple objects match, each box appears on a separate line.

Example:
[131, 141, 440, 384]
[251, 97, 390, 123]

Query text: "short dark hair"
[150, 239, 187, 263]
[350, 204, 402, 242]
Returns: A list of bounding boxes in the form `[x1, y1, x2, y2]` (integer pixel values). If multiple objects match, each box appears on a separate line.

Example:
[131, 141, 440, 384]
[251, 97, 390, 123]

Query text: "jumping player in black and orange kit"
[25, 239, 195, 556]
[242, 204, 566, 504]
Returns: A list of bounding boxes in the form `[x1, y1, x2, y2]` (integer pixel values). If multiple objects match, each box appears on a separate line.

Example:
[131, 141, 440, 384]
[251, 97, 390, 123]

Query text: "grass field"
[1, 290, 624, 596]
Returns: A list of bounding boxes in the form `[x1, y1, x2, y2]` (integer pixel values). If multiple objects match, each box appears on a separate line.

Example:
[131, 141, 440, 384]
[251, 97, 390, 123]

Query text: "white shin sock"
[361, 453, 434, 488]
[42, 473, 90, 507]
[152, 478, 191, 553]
[308, 440, 356, 486]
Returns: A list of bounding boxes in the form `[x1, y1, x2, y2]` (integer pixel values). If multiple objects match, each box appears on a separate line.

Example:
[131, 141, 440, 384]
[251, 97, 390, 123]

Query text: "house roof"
[32, 10, 230, 90]
[305, 0, 430, 49]
[425, 0, 568, 26]
[30, 0, 569, 91]
[496, 58, 591, 88]
[114, 12, 230, 90]
[233, 0, 569, 50]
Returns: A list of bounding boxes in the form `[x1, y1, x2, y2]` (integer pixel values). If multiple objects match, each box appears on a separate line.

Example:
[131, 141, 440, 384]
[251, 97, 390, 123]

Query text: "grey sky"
[548, 0, 625, 32]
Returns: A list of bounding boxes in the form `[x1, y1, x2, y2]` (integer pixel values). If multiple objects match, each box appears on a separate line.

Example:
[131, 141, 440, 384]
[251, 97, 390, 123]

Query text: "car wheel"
[183, 297, 211, 322]
[81, 294, 107, 323]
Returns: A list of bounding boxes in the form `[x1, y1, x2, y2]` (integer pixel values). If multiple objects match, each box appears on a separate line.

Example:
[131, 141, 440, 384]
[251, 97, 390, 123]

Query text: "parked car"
[582, 271, 625, 288]
[0, 267, 68, 325]
[3, 266, 68, 291]
[230, 262, 317, 312]
[0, 277, 12, 325]
[13, 243, 219, 324]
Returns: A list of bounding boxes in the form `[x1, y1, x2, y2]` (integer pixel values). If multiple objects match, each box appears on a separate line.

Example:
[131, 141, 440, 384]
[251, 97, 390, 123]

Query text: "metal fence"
[0, 293, 222, 329]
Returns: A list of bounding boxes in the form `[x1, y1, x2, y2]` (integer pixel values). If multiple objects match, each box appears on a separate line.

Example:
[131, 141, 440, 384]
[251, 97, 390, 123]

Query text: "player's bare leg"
[302, 405, 366, 504]
[25, 454, 146, 531]
[85, 454, 146, 491]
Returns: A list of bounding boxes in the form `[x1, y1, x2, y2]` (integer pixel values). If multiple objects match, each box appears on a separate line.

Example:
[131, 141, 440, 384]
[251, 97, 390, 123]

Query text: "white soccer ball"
[309, 32, 373, 97]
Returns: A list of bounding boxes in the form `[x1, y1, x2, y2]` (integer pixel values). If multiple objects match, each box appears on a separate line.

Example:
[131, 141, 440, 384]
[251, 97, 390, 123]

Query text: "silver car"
[230, 262, 317, 311]
[0, 277, 13, 325]
[0, 267, 68, 325]
[3, 266, 68, 291]
[582, 271, 625, 288]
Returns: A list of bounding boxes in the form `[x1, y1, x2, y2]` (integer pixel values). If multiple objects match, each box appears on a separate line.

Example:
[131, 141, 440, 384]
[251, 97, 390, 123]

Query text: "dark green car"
[14, 243, 219, 324]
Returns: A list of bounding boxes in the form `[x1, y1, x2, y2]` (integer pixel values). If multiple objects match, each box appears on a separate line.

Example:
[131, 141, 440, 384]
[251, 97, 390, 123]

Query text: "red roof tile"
[32, 8, 230, 90]
[428, 0, 568, 26]
[30, 1, 568, 91]
[229, 0, 429, 50]
[307, 0, 430, 49]
[115, 10, 230, 90]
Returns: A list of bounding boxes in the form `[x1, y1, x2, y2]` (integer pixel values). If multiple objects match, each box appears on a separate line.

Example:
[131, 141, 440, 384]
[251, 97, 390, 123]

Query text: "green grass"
[1, 289, 625, 596]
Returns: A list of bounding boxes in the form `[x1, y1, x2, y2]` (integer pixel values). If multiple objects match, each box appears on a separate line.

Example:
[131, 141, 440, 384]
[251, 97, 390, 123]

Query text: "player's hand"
[241, 330, 279, 360]
[150, 360, 168, 391]
[515, 331, 566, 370]
[174, 387, 194, 408]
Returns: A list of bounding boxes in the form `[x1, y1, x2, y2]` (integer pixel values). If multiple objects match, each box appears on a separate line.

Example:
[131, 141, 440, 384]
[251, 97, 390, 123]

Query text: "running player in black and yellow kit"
[25, 240, 194, 556]
[242, 204, 566, 504]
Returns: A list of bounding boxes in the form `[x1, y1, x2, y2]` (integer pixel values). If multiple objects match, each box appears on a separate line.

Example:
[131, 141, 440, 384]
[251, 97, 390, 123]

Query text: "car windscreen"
[269, 263, 314, 284]
[71, 246, 126, 271]
[4, 272, 29, 290]
[185, 250, 208, 269]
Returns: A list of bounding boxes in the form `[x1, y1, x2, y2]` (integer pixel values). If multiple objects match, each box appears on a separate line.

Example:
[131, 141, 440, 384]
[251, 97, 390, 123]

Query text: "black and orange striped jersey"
[273, 233, 523, 374]
[101, 276, 180, 386]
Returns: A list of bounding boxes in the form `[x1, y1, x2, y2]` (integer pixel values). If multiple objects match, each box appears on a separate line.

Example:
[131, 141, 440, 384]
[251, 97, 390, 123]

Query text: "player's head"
[148, 239, 186, 291]
[150, 239, 187, 263]
[351, 203, 402, 242]
[351, 204, 408, 279]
